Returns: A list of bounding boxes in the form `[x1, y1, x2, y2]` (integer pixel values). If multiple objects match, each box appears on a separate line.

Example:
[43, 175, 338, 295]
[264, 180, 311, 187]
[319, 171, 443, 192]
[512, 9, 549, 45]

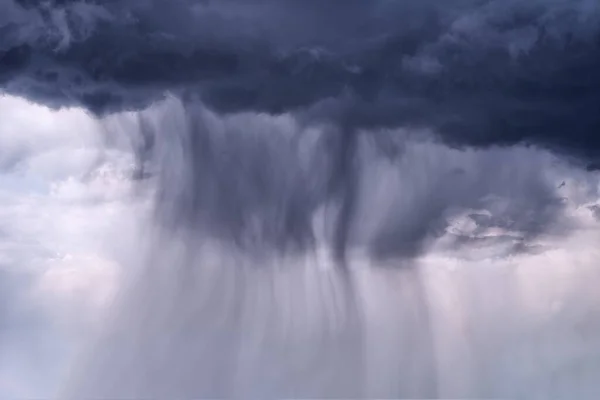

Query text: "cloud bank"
[1, 0, 600, 156]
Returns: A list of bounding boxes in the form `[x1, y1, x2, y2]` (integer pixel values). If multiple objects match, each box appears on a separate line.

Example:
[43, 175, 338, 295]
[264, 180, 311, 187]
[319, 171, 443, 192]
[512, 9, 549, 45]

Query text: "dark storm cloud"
[1, 0, 600, 155]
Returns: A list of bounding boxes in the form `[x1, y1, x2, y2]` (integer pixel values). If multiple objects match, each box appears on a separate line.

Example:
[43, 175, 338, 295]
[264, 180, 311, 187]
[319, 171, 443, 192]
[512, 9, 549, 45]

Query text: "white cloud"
[0, 95, 145, 398]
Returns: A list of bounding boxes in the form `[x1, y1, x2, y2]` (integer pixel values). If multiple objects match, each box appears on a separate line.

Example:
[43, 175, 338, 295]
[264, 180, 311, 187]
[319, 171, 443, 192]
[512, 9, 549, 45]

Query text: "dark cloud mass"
[1, 0, 600, 153]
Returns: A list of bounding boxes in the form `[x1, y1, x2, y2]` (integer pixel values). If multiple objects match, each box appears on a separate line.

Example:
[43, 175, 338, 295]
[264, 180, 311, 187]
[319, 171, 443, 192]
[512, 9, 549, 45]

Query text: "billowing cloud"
[1, 0, 600, 158]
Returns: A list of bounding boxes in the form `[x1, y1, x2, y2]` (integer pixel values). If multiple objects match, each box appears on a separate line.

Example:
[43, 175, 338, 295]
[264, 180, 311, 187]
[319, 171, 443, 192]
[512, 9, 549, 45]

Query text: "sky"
[0, 95, 146, 397]
[2, 0, 600, 398]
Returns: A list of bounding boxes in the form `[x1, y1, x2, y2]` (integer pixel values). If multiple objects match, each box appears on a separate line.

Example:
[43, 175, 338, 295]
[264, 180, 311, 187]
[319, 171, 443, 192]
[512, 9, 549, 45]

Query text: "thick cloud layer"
[1, 0, 600, 157]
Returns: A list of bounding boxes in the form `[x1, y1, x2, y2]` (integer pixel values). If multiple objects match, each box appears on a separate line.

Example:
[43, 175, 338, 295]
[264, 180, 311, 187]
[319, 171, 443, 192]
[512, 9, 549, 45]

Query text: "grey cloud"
[346, 136, 567, 260]
[133, 100, 570, 261]
[1, 0, 599, 160]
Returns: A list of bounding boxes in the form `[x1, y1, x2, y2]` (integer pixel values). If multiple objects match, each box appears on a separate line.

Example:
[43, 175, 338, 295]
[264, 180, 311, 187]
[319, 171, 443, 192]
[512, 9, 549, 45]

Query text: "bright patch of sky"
[0, 95, 146, 398]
